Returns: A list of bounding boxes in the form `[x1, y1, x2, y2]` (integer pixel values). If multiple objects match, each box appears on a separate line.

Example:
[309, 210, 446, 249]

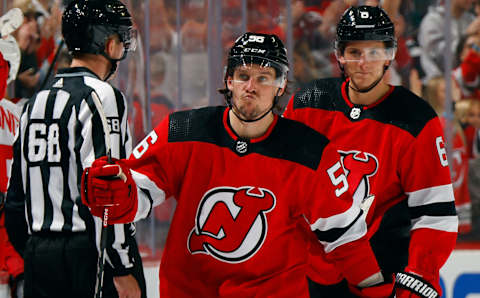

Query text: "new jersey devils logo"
[339, 150, 378, 204]
[187, 186, 276, 263]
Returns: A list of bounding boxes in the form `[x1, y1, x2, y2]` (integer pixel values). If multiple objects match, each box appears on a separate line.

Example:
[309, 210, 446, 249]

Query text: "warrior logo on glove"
[187, 186, 276, 263]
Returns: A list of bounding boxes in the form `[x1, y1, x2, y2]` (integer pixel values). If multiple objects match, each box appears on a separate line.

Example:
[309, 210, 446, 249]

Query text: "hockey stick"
[37, 39, 65, 92]
[90, 91, 114, 298]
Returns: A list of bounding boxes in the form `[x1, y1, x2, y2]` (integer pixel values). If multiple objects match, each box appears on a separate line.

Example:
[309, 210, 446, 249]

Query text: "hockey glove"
[350, 272, 395, 298]
[81, 156, 138, 224]
[395, 271, 439, 298]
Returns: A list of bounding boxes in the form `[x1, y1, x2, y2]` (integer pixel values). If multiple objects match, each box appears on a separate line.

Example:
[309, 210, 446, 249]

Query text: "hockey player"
[0, 9, 25, 297]
[283, 6, 458, 298]
[4, 1, 146, 297]
[80, 32, 394, 297]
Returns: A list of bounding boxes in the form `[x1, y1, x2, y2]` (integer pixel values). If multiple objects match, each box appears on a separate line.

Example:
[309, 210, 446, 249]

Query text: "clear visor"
[120, 28, 137, 52]
[229, 58, 287, 88]
[336, 46, 396, 63]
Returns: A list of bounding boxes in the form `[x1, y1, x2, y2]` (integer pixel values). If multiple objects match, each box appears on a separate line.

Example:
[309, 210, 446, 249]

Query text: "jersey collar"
[55, 67, 101, 80]
[223, 107, 278, 143]
[341, 79, 395, 110]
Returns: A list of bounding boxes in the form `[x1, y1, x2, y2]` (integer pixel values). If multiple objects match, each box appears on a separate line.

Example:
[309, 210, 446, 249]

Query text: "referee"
[5, 1, 146, 297]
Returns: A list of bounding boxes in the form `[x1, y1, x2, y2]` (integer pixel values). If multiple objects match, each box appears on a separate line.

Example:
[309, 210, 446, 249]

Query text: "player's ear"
[226, 76, 233, 91]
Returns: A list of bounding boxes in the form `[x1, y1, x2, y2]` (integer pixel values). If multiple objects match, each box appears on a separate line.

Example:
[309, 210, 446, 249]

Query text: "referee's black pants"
[23, 232, 146, 298]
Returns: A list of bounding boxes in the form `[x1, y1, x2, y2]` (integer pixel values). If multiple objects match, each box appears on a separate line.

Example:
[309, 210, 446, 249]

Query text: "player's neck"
[228, 110, 274, 139]
[348, 81, 390, 106]
[70, 55, 111, 81]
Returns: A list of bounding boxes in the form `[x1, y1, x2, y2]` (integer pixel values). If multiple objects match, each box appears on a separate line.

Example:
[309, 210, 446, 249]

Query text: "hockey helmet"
[62, 0, 135, 58]
[226, 32, 289, 87]
[335, 6, 396, 61]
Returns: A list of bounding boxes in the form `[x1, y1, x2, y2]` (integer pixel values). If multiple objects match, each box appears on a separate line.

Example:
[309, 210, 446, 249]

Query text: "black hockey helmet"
[226, 32, 289, 82]
[335, 6, 396, 55]
[62, 0, 134, 57]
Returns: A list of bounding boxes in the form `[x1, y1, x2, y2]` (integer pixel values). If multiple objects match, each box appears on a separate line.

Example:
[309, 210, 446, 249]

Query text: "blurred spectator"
[453, 33, 480, 99]
[464, 99, 480, 238]
[425, 76, 472, 235]
[12, 3, 41, 100]
[133, 52, 174, 142]
[247, 0, 285, 40]
[456, 98, 472, 127]
[13, 0, 63, 99]
[0, 14, 24, 297]
[292, 41, 321, 90]
[181, 0, 207, 53]
[419, 0, 477, 83]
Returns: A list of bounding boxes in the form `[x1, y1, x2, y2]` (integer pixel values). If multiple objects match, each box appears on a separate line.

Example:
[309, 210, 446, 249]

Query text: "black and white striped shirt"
[7, 67, 135, 272]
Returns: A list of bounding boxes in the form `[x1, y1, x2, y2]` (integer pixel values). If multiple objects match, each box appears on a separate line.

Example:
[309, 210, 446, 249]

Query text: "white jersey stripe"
[78, 100, 95, 167]
[131, 169, 166, 221]
[67, 108, 85, 231]
[84, 77, 122, 159]
[406, 184, 455, 207]
[310, 204, 367, 253]
[49, 166, 65, 231]
[310, 203, 361, 230]
[30, 166, 44, 231]
[53, 90, 70, 119]
[411, 215, 458, 232]
[30, 90, 49, 119]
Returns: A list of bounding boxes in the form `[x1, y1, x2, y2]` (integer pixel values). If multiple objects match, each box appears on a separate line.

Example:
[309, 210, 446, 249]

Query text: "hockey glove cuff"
[350, 272, 395, 298]
[81, 156, 138, 224]
[395, 271, 439, 298]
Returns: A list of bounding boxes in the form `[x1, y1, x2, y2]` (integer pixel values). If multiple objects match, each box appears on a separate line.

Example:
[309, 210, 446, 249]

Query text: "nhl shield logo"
[350, 107, 361, 119]
[187, 186, 276, 263]
[235, 140, 248, 154]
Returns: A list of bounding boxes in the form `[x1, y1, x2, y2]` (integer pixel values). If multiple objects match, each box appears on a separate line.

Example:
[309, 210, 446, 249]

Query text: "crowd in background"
[3, 0, 480, 258]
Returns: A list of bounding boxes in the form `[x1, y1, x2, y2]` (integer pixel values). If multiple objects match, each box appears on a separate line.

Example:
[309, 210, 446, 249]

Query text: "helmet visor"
[229, 62, 286, 88]
[228, 55, 287, 87]
[119, 27, 137, 52]
[336, 46, 396, 63]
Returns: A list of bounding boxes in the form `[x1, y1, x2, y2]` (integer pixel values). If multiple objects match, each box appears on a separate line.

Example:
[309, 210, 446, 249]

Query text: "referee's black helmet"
[62, 0, 134, 57]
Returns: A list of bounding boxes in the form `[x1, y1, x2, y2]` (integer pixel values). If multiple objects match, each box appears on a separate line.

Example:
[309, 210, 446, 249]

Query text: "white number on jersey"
[28, 123, 61, 162]
[435, 136, 449, 167]
[327, 161, 349, 197]
[133, 130, 158, 159]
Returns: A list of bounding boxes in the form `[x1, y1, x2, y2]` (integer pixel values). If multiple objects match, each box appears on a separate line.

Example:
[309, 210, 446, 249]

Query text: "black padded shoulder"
[292, 78, 438, 138]
[264, 116, 330, 170]
[292, 78, 344, 111]
[374, 86, 438, 137]
[168, 106, 224, 143]
[167, 106, 329, 170]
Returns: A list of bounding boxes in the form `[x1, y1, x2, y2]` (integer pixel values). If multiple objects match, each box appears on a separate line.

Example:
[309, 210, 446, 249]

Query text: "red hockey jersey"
[0, 98, 23, 278]
[125, 106, 383, 297]
[284, 78, 458, 292]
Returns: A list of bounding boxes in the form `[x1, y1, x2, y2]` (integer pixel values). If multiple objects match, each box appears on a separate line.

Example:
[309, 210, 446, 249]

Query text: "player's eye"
[238, 73, 250, 81]
[345, 48, 361, 58]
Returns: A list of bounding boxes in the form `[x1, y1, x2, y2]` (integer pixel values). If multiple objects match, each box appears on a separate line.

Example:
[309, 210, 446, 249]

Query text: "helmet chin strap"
[228, 87, 282, 123]
[344, 64, 390, 93]
[101, 50, 127, 81]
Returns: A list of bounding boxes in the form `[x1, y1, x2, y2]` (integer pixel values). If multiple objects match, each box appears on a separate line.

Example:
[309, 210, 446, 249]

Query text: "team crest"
[339, 150, 378, 204]
[187, 186, 276, 263]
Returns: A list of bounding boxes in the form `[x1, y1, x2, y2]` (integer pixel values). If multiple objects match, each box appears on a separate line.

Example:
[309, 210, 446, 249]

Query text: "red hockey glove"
[81, 156, 138, 224]
[350, 273, 395, 298]
[395, 271, 439, 298]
